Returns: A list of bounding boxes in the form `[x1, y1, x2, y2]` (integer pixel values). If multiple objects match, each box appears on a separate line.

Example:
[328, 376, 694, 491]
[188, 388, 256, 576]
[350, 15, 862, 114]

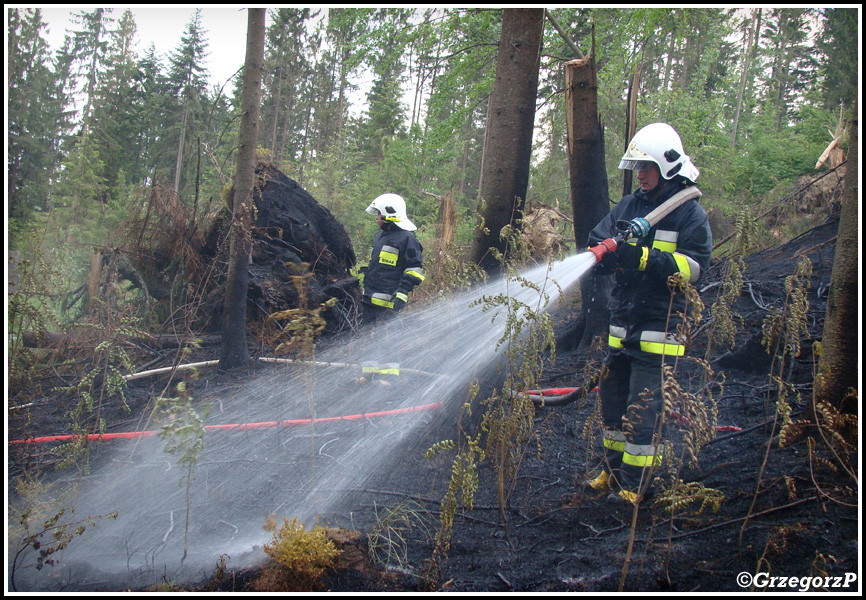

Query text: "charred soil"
[7, 220, 859, 593]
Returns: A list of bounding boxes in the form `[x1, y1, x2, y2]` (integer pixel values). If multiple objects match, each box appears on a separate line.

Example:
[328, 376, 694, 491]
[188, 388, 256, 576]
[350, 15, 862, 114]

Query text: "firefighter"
[360, 193, 425, 325]
[586, 123, 713, 504]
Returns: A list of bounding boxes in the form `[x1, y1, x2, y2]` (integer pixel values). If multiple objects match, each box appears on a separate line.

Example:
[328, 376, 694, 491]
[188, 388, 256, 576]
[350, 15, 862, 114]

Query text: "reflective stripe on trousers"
[603, 429, 626, 453]
[622, 441, 662, 467]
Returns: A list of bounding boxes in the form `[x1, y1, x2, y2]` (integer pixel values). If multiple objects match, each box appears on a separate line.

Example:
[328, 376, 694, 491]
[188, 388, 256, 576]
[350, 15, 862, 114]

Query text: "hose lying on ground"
[526, 387, 742, 432]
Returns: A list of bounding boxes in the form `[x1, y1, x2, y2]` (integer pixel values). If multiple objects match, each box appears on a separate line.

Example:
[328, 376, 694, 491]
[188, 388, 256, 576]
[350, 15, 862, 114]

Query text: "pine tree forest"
[7, 6, 858, 335]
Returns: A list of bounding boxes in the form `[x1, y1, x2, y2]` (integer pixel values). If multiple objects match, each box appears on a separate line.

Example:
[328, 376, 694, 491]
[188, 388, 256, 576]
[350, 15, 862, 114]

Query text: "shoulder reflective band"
[370, 293, 394, 308]
[378, 245, 399, 266]
[362, 363, 400, 376]
[639, 330, 684, 356]
[622, 441, 662, 467]
[608, 325, 626, 349]
[638, 246, 650, 271]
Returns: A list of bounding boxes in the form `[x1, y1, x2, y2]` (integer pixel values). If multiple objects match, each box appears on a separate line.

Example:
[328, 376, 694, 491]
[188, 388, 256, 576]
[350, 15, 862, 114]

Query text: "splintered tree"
[469, 8, 544, 275]
[565, 47, 613, 353]
[220, 8, 266, 370]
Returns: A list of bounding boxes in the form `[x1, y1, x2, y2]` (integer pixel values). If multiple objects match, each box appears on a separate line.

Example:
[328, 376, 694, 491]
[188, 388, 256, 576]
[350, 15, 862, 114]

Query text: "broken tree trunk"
[565, 50, 614, 354]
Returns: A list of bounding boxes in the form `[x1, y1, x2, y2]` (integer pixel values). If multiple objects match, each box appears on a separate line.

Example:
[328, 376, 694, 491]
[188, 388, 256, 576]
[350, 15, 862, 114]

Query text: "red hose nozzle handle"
[590, 238, 618, 263]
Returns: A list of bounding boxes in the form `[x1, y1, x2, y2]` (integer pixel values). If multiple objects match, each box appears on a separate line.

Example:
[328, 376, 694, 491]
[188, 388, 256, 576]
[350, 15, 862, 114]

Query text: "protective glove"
[392, 291, 408, 311]
[616, 242, 645, 271]
[593, 247, 619, 275]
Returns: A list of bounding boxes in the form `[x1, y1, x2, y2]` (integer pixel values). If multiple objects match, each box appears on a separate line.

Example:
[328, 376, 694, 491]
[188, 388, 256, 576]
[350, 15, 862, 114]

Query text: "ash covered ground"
[8, 219, 859, 593]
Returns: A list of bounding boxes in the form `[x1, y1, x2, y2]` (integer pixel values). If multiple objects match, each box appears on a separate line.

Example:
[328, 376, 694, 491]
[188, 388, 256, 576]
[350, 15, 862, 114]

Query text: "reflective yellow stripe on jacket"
[609, 326, 684, 356]
[640, 331, 684, 356]
[370, 292, 394, 308]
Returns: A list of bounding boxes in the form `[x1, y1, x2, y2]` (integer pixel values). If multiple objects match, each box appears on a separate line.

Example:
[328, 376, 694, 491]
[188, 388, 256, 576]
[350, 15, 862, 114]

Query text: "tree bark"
[86, 248, 104, 314]
[220, 9, 266, 369]
[565, 51, 614, 353]
[812, 97, 858, 414]
[469, 8, 544, 275]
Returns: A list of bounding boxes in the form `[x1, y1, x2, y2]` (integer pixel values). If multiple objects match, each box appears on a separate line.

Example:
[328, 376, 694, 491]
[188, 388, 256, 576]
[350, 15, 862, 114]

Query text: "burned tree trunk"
[565, 52, 613, 354]
[469, 8, 544, 275]
[220, 9, 266, 369]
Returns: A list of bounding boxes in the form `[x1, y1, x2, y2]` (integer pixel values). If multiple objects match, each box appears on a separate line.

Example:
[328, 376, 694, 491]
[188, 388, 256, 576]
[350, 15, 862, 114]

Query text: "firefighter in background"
[586, 123, 713, 504]
[360, 193, 425, 325]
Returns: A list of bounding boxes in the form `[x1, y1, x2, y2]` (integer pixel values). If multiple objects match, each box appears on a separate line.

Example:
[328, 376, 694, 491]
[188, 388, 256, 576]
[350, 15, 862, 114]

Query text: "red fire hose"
[8, 401, 444, 445]
[526, 387, 740, 432]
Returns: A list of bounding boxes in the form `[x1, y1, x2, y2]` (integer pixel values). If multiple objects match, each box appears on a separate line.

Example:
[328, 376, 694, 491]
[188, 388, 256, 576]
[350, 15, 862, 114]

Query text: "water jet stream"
[10, 252, 597, 591]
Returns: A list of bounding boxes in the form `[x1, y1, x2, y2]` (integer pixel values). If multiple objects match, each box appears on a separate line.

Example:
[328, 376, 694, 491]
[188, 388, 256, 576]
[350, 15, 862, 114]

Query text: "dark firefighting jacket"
[362, 226, 425, 309]
[587, 180, 712, 357]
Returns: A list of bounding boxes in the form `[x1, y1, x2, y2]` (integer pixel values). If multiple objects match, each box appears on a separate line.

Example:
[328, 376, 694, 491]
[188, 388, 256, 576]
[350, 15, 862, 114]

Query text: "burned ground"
[333, 218, 858, 593]
[7, 217, 858, 593]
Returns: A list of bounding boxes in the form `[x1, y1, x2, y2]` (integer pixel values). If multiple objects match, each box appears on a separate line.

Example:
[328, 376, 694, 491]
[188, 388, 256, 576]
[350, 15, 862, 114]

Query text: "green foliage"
[728, 106, 832, 198]
[156, 379, 207, 561]
[8, 8, 65, 223]
[262, 517, 341, 590]
[7, 250, 65, 398]
[157, 381, 206, 468]
[816, 8, 858, 110]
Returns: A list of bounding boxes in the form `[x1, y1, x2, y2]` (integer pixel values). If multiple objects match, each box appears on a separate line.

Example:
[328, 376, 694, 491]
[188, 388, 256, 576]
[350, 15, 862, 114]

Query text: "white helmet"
[619, 123, 700, 182]
[366, 193, 417, 231]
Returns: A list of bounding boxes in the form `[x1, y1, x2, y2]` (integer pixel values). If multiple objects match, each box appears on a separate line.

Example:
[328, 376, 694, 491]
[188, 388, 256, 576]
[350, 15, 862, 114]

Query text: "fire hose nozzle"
[590, 237, 618, 263]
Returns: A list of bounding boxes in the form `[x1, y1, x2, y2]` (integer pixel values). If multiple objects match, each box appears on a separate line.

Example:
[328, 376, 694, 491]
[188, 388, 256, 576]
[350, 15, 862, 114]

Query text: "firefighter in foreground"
[360, 193, 425, 325]
[586, 122, 713, 504]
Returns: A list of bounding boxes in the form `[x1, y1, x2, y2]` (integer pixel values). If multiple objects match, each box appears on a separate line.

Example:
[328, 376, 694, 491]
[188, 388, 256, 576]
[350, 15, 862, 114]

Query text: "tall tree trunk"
[731, 9, 761, 150]
[662, 19, 676, 94]
[174, 92, 189, 194]
[270, 65, 284, 153]
[565, 50, 613, 354]
[622, 61, 641, 198]
[469, 8, 544, 274]
[812, 98, 858, 414]
[220, 8, 266, 370]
